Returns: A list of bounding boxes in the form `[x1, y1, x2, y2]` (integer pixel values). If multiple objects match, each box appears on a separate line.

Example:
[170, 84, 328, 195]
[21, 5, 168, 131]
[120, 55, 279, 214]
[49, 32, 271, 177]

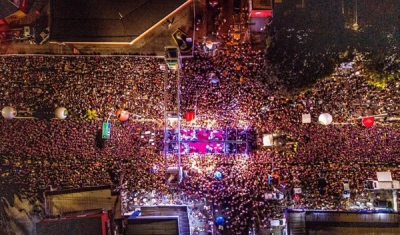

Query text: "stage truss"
[163, 47, 183, 185]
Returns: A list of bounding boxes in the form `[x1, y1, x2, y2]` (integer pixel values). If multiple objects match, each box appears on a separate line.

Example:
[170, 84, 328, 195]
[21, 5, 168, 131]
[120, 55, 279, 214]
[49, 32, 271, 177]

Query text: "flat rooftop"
[50, 0, 190, 43]
[0, 0, 19, 19]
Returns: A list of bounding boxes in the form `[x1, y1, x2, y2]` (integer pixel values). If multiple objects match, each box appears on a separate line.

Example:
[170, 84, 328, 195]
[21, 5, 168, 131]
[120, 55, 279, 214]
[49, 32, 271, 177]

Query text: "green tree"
[266, 0, 346, 90]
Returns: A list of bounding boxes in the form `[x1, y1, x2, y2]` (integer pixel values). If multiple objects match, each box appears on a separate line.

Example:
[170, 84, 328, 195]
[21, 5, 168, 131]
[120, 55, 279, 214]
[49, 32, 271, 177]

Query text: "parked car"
[343, 178, 350, 199]
[270, 218, 286, 227]
[23, 26, 31, 37]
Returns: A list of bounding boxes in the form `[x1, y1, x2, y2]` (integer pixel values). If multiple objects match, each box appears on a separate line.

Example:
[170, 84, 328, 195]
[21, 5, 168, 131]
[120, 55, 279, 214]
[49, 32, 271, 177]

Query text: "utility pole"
[353, 0, 359, 30]
[164, 47, 183, 186]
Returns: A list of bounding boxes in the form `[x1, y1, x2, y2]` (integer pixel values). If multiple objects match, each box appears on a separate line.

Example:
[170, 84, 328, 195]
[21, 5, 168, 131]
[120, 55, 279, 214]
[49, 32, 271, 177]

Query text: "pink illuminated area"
[251, 10, 272, 18]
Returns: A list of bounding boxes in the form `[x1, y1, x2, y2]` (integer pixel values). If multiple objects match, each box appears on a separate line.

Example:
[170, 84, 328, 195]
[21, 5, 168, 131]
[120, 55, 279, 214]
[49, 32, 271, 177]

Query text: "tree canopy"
[265, 0, 400, 90]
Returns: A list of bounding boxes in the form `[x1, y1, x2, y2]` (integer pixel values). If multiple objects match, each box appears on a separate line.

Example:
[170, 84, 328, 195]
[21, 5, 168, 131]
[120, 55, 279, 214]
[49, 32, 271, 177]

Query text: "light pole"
[164, 47, 182, 185]
[353, 0, 359, 30]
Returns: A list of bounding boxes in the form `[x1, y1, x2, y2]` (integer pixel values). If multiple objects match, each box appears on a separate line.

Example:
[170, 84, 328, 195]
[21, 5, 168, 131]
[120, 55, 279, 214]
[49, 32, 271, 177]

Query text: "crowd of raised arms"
[1, 41, 400, 234]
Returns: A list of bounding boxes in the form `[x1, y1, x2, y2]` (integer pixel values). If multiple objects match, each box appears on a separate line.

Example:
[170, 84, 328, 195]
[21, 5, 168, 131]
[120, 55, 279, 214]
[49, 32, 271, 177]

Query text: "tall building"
[249, 0, 273, 32]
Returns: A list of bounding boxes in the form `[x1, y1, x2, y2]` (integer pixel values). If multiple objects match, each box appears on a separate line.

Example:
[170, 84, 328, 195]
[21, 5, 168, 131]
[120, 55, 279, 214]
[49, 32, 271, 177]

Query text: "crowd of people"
[0, 56, 167, 121]
[1, 40, 400, 235]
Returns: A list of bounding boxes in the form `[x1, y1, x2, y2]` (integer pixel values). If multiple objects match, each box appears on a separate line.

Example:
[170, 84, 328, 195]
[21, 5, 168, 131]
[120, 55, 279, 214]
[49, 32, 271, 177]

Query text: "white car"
[23, 26, 31, 37]
[270, 218, 286, 227]
[343, 179, 350, 199]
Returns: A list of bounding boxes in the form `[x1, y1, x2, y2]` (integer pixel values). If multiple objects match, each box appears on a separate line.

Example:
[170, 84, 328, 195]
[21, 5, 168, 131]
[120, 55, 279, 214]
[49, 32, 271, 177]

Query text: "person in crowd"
[0, 36, 398, 235]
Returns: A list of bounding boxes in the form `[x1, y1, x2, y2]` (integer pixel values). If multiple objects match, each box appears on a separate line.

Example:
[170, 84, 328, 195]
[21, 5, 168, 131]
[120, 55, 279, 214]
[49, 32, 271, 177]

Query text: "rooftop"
[0, 0, 19, 19]
[50, 0, 191, 44]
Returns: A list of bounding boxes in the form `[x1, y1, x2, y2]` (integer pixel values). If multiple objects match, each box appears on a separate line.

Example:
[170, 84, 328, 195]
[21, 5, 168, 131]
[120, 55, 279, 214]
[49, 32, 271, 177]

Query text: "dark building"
[49, 0, 192, 44]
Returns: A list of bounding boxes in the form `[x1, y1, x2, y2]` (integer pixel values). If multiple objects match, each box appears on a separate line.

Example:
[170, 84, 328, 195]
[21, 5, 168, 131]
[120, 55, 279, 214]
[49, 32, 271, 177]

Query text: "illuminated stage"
[165, 128, 255, 154]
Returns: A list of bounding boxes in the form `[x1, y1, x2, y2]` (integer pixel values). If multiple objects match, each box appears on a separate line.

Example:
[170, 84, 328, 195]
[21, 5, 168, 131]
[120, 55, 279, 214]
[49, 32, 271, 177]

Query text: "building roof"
[252, 0, 273, 10]
[50, 0, 190, 43]
[0, 0, 19, 19]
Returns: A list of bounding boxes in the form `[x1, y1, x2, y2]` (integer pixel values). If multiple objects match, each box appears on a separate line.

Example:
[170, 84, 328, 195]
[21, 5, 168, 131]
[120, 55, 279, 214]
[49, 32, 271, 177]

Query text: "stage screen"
[165, 128, 254, 154]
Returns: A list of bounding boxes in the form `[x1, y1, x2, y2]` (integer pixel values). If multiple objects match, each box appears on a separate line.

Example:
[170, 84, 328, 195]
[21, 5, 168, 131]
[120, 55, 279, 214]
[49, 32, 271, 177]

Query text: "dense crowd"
[1, 42, 400, 235]
[0, 56, 167, 121]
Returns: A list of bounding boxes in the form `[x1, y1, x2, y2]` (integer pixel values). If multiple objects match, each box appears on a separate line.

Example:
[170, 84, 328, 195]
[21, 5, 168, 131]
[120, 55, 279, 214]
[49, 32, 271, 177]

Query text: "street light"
[353, 0, 359, 30]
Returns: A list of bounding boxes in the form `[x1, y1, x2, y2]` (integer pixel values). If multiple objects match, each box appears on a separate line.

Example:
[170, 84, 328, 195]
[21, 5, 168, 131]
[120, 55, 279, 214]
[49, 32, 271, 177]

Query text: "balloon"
[215, 216, 225, 226]
[185, 111, 195, 122]
[2, 106, 17, 119]
[210, 73, 219, 84]
[55, 107, 68, 119]
[362, 116, 375, 127]
[318, 113, 333, 125]
[116, 109, 130, 122]
[206, 41, 213, 49]
[214, 171, 222, 179]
